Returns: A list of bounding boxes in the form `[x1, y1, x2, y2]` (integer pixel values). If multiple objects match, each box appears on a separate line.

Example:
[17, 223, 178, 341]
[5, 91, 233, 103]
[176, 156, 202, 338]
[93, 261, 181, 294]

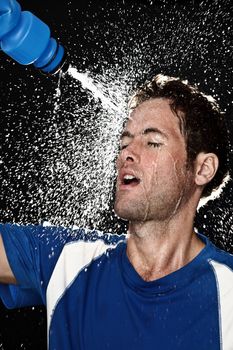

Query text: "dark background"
[0, 0, 232, 348]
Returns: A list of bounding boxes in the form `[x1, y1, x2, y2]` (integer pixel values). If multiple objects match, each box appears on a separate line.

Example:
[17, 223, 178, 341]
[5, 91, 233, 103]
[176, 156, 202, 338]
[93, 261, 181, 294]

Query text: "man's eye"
[148, 142, 162, 148]
[120, 144, 128, 150]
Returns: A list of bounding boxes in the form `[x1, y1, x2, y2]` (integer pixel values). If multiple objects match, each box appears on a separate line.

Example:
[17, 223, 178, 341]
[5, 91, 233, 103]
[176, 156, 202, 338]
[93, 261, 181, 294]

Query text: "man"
[0, 74, 232, 349]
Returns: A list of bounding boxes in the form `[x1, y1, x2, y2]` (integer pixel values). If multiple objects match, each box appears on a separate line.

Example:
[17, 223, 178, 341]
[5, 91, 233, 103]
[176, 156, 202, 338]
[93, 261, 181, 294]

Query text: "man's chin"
[114, 202, 142, 222]
[114, 205, 128, 221]
[114, 202, 131, 221]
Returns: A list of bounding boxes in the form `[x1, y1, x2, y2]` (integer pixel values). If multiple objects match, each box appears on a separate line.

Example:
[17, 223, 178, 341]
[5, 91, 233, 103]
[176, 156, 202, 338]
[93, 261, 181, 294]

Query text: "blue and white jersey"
[1, 223, 233, 350]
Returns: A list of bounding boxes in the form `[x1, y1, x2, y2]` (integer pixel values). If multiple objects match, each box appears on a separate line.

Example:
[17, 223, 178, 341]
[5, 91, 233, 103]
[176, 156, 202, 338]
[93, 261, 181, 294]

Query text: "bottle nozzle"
[34, 40, 69, 75]
[0, 0, 69, 76]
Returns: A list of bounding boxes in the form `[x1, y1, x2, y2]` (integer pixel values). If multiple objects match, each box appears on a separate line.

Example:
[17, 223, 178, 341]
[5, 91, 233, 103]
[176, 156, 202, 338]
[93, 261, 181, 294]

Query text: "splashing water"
[68, 68, 120, 112]
[0, 2, 233, 349]
[37, 67, 131, 231]
[1, 0, 232, 246]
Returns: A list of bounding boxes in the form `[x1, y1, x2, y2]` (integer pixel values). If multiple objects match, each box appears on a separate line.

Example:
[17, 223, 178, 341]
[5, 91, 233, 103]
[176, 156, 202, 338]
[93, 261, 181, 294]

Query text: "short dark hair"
[129, 74, 230, 198]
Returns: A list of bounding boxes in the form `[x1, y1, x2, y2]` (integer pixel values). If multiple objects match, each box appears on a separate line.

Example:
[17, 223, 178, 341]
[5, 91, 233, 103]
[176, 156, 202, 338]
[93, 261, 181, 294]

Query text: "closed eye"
[120, 144, 128, 150]
[148, 142, 163, 148]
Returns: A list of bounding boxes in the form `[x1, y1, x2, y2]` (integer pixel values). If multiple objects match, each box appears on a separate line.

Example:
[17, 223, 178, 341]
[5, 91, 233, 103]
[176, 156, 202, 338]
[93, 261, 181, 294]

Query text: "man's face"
[114, 97, 195, 222]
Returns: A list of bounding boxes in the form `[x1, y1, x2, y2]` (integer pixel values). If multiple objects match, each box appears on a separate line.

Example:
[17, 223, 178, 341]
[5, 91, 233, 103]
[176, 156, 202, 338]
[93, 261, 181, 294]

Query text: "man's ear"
[195, 152, 219, 186]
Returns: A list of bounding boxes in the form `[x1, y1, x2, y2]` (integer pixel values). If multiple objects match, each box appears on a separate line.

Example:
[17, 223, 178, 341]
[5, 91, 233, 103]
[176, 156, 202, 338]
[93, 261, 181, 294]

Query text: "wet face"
[114, 98, 195, 222]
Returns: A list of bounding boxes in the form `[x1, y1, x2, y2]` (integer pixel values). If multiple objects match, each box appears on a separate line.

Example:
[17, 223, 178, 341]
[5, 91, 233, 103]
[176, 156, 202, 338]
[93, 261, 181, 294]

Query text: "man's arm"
[0, 234, 17, 284]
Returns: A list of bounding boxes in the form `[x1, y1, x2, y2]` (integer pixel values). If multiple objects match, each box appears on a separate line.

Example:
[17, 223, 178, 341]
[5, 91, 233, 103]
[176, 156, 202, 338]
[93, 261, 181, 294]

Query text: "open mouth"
[122, 174, 140, 186]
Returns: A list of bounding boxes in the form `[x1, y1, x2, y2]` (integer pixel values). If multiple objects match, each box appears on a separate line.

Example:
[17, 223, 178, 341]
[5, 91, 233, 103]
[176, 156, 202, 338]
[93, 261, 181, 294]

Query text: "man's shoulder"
[208, 240, 233, 271]
[0, 222, 127, 264]
[0, 222, 126, 243]
[56, 227, 127, 264]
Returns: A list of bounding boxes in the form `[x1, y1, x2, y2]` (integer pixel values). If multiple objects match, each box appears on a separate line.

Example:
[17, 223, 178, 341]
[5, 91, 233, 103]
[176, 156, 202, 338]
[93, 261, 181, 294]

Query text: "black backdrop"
[0, 0, 232, 348]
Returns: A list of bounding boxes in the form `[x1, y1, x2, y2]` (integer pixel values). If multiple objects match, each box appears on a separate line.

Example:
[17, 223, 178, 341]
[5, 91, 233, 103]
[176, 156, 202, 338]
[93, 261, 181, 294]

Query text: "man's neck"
[126, 213, 205, 282]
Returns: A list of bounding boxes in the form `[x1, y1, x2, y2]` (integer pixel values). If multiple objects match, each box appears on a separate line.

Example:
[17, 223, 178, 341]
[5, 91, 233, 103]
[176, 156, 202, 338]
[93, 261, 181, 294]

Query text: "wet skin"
[115, 97, 193, 223]
[114, 97, 206, 281]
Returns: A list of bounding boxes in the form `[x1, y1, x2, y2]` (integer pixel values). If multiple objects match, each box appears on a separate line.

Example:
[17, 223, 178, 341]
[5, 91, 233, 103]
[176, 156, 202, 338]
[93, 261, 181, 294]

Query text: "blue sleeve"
[0, 223, 82, 308]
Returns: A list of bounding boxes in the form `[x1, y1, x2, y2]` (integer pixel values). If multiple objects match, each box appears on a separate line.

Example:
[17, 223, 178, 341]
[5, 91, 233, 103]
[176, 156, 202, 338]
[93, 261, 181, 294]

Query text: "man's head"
[128, 74, 229, 198]
[114, 74, 229, 222]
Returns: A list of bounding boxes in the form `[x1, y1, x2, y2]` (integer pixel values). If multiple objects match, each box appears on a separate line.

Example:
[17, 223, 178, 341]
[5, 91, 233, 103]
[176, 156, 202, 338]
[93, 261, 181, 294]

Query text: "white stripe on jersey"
[209, 260, 233, 350]
[46, 240, 115, 340]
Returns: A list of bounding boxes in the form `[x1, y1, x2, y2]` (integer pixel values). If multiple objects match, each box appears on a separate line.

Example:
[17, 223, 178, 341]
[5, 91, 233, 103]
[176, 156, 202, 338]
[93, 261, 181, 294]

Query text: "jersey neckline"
[118, 233, 216, 296]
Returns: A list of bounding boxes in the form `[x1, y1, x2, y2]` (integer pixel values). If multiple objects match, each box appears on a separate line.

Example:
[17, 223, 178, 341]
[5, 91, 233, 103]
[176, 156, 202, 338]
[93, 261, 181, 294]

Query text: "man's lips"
[118, 171, 141, 189]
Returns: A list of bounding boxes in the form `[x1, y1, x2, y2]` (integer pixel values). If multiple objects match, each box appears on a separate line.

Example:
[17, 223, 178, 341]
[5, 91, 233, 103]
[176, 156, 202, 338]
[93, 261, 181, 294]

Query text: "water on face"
[0, 1, 233, 348]
[0, 0, 232, 245]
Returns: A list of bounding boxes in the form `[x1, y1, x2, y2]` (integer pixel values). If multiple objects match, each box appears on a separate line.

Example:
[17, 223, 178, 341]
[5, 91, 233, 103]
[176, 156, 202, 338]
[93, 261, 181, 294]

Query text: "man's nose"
[118, 143, 140, 165]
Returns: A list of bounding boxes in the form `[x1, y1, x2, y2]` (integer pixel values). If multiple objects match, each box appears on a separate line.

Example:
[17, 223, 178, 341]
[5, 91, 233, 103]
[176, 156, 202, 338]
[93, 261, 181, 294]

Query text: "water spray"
[0, 0, 69, 74]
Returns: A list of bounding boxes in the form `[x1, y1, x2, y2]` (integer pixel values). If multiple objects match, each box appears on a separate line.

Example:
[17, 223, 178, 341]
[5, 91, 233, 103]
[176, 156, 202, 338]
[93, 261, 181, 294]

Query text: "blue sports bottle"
[0, 0, 68, 74]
